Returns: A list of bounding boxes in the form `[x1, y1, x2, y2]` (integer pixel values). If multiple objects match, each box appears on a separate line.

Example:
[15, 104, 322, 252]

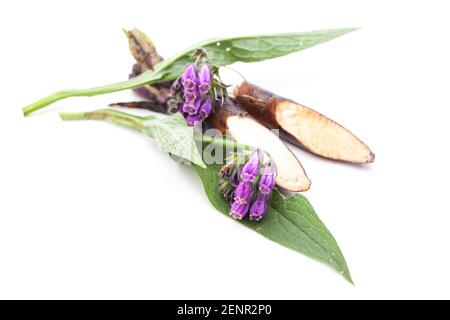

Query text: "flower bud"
[240, 150, 261, 183]
[198, 64, 211, 94]
[233, 181, 253, 205]
[258, 163, 276, 195]
[198, 98, 212, 120]
[230, 201, 250, 220]
[249, 193, 269, 221]
[219, 180, 234, 199]
[181, 64, 198, 91]
[230, 170, 240, 187]
[219, 163, 232, 180]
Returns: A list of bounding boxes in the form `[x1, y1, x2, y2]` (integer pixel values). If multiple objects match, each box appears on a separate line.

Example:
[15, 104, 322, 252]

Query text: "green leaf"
[142, 113, 206, 168]
[194, 164, 353, 283]
[157, 28, 358, 80]
[23, 28, 357, 116]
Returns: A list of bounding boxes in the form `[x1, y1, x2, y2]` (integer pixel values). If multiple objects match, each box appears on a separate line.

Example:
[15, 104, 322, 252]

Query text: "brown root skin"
[235, 82, 375, 164]
[211, 98, 311, 192]
[109, 101, 168, 114]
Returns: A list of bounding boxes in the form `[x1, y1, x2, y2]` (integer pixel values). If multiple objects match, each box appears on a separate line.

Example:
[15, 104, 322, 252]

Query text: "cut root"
[235, 82, 375, 164]
[211, 98, 311, 192]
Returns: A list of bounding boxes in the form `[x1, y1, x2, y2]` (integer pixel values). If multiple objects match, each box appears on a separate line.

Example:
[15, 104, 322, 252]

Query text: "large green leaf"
[194, 164, 353, 283]
[158, 28, 358, 80]
[59, 107, 353, 283]
[23, 29, 357, 116]
[142, 113, 206, 168]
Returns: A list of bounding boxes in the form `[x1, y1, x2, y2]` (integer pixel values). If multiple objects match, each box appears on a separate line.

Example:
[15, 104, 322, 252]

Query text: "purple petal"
[185, 97, 202, 115]
[198, 97, 212, 120]
[185, 114, 201, 126]
[198, 64, 211, 94]
[240, 150, 261, 183]
[181, 64, 198, 91]
[183, 86, 199, 103]
[180, 102, 190, 114]
[230, 201, 249, 220]
[233, 181, 253, 205]
[249, 194, 269, 221]
[258, 164, 276, 195]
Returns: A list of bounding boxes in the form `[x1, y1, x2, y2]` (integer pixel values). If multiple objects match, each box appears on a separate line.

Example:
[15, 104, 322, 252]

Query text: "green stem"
[199, 135, 252, 152]
[60, 109, 252, 152]
[60, 109, 153, 131]
[23, 70, 163, 117]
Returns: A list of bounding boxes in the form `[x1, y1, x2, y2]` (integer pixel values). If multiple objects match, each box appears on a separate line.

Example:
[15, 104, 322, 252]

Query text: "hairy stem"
[60, 109, 153, 131]
[59, 109, 252, 152]
[23, 70, 163, 117]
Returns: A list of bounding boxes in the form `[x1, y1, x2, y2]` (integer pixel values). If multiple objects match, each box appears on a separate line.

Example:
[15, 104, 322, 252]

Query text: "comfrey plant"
[21, 28, 360, 283]
[219, 150, 276, 221]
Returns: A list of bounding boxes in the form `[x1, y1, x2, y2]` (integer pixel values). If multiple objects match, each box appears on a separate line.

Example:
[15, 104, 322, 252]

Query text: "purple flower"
[185, 114, 201, 126]
[185, 98, 202, 115]
[249, 193, 269, 221]
[258, 163, 276, 195]
[198, 64, 211, 94]
[198, 98, 212, 120]
[240, 150, 261, 183]
[181, 64, 198, 91]
[183, 88, 199, 103]
[230, 201, 250, 220]
[233, 181, 253, 205]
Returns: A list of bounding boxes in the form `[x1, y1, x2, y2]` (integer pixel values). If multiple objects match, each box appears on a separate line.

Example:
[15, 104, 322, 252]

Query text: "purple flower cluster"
[219, 150, 276, 222]
[176, 63, 213, 126]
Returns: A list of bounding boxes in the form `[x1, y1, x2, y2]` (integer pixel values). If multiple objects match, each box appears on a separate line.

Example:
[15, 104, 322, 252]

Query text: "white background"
[0, 0, 449, 299]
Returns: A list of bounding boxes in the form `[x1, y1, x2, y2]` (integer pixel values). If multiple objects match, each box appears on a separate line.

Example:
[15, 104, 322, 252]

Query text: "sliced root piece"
[211, 98, 311, 192]
[235, 82, 375, 164]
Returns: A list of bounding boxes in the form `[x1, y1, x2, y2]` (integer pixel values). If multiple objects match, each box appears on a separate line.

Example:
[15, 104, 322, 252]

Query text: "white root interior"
[276, 101, 374, 163]
[226, 115, 311, 192]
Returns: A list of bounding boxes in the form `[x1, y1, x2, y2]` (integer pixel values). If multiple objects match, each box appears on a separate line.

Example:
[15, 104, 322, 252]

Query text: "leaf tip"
[334, 27, 361, 37]
[343, 271, 355, 285]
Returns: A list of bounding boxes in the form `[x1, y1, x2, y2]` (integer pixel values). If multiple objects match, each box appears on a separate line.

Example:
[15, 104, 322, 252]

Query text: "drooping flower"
[185, 114, 201, 126]
[183, 88, 199, 103]
[258, 163, 276, 195]
[198, 97, 212, 120]
[249, 193, 269, 221]
[230, 201, 250, 220]
[198, 64, 211, 94]
[240, 150, 261, 183]
[233, 181, 253, 205]
[219, 150, 275, 222]
[181, 64, 198, 91]
[180, 102, 189, 114]
[185, 98, 202, 116]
